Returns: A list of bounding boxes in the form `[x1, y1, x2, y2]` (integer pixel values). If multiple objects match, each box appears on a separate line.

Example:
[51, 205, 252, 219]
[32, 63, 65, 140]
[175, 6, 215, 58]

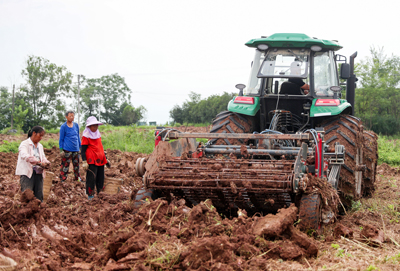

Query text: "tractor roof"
[245, 33, 343, 51]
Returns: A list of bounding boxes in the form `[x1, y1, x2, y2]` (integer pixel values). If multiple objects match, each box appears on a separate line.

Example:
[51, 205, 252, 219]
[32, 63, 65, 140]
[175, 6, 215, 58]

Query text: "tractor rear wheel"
[362, 130, 378, 197]
[209, 111, 254, 145]
[321, 115, 364, 202]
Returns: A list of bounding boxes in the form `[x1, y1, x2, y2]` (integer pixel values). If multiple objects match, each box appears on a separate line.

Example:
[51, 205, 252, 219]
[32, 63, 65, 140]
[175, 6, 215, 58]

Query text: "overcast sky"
[1, 0, 399, 125]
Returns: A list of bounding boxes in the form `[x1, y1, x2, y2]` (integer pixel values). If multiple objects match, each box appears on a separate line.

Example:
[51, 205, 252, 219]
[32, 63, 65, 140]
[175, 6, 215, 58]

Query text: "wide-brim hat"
[86, 116, 103, 127]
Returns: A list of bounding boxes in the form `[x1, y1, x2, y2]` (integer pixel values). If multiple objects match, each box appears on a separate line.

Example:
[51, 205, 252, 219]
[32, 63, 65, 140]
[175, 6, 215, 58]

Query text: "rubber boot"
[88, 195, 94, 200]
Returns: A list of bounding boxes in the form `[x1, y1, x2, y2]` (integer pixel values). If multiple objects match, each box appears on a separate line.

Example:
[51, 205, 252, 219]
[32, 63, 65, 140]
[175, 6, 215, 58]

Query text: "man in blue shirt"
[59, 110, 81, 182]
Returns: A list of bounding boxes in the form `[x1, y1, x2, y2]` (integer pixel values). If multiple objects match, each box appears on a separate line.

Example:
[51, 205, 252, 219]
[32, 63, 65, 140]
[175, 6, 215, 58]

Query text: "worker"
[289, 61, 310, 94]
[81, 116, 110, 200]
[59, 110, 81, 182]
[15, 126, 51, 201]
[288, 78, 310, 94]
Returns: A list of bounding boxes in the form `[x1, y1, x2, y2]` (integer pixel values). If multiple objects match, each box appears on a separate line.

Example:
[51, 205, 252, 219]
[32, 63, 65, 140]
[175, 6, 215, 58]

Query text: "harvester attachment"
[137, 129, 345, 219]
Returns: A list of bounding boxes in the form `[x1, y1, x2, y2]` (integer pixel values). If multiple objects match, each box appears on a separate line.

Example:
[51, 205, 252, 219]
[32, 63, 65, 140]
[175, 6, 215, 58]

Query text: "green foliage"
[378, 136, 400, 165]
[170, 91, 235, 124]
[355, 47, 400, 135]
[351, 200, 362, 212]
[78, 74, 138, 124]
[0, 140, 20, 153]
[46, 127, 60, 134]
[0, 86, 11, 130]
[13, 105, 29, 130]
[111, 102, 147, 126]
[41, 139, 59, 149]
[99, 125, 155, 154]
[20, 55, 73, 131]
[1, 127, 24, 135]
[365, 265, 378, 271]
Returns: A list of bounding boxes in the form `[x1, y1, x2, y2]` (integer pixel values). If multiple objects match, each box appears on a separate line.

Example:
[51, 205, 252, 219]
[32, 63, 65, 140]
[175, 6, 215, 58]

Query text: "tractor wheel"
[362, 130, 378, 197]
[209, 111, 254, 145]
[320, 115, 364, 202]
[298, 193, 322, 231]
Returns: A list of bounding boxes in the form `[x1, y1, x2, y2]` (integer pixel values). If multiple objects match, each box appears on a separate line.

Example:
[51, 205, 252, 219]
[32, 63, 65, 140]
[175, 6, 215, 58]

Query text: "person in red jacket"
[81, 116, 110, 200]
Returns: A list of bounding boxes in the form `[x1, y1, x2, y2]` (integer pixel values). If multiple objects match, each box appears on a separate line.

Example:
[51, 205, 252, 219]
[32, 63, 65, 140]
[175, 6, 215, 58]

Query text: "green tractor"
[137, 33, 378, 229]
[210, 33, 377, 202]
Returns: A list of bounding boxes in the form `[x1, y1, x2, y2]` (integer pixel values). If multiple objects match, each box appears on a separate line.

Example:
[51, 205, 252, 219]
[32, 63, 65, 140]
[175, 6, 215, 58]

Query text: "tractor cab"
[228, 33, 353, 131]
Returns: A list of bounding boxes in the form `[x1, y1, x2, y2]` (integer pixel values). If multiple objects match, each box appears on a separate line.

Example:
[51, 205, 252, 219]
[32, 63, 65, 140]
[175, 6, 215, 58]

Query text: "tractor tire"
[362, 130, 378, 197]
[321, 115, 364, 202]
[298, 193, 321, 231]
[209, 111, 254, 145]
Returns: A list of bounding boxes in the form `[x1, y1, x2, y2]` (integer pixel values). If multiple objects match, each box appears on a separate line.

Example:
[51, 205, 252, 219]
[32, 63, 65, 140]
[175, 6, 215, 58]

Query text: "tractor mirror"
[340, 63, 350, 79]
[235, 84, 246, 96]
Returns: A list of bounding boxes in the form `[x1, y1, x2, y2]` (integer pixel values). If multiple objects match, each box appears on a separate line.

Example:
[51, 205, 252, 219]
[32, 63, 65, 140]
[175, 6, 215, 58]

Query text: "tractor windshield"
[313, 51, 339, 97]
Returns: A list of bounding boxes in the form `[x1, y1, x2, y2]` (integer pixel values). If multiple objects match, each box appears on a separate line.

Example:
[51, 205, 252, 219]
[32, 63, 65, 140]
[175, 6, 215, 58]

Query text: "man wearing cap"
[81, 116, 110, 199]
[59, 110, 81, 182]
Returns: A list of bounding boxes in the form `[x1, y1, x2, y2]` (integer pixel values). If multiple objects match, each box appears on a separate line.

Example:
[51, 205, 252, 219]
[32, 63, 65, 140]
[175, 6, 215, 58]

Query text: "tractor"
[135, 33, 378, 230]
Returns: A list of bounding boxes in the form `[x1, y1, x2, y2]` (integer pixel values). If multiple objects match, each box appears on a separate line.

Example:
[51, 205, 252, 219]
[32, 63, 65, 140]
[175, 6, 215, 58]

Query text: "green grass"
[1, 127, 24, 134]
[0, 140, 20, 153]
[100, 126, 155, 154]
[46, 128, 60, 134]
[378, 136, 400, 166]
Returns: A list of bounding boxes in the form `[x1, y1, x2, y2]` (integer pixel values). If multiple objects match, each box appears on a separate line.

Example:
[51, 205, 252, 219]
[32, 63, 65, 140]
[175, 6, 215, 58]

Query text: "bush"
[1, 127, 24, 135]
[0, 140, 20, 153]
[378, 136, 400, 166]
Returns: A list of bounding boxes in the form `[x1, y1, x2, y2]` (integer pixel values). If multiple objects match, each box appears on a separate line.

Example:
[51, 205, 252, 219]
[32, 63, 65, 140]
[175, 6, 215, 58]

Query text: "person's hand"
[82, 161, 89, 171]
[60, 151, 65, 158]
[106, 161, 111, 168]
[39, 162, 51, 169]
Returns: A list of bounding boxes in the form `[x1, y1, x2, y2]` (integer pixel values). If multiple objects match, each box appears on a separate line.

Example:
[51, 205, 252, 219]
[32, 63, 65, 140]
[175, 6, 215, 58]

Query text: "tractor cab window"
[258, 49, 309, 79]
[245, 50, 265, 95]
[313, 51, 339, 97]
[245, 49, 310, 96]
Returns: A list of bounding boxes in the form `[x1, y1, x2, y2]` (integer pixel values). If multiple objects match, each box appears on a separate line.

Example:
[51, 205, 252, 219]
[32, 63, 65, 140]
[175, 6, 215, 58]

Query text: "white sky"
[1, 0, 399, 125]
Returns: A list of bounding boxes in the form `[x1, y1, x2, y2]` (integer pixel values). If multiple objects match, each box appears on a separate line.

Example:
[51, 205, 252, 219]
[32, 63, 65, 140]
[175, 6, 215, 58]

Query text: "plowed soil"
[1, 137, 400, 270]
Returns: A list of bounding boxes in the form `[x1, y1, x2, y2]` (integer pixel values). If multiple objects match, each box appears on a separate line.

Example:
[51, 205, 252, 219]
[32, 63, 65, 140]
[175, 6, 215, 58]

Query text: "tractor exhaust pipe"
[346, 52, 357, 115]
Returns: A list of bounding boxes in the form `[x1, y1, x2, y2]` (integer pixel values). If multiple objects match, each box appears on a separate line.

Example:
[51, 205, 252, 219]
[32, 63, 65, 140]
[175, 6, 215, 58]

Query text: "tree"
[0, 86, 11, 130]
[110, 102, 147, 126]
[20, 56, 73, 129]
[82, 74, 131, 124]
[355, 47, 400, 134]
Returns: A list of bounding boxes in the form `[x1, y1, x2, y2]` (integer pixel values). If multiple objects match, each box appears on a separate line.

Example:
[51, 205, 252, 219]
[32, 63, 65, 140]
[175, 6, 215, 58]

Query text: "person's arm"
[59, 124, 65, 151]
[38, 144, 50, 165]
[77, 124, 81, 149]
[300, 83, 310, 90]
[19, 141, 39, 164]
[81, 145, 88, 161]
[81, 140, 89, 171]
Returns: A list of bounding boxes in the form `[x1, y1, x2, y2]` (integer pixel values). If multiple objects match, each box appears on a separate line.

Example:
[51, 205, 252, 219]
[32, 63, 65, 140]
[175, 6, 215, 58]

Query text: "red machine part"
[315, 133, 323, 178]
[155, 131, 162, 147]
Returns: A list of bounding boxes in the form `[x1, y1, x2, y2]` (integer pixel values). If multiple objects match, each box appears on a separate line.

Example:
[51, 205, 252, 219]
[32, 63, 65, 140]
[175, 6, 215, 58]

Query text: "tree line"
[169, 91, 236, 125]
[0, 56, 146, 132]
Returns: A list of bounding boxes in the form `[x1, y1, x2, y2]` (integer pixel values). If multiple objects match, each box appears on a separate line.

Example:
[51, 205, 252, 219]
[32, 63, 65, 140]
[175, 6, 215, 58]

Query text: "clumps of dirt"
[360, 225, 385, 246]
[333, 223, 354, 238]
[92, 199, 319, 270]
[306, 174, 341, 219]
[378, 163, 400, 176]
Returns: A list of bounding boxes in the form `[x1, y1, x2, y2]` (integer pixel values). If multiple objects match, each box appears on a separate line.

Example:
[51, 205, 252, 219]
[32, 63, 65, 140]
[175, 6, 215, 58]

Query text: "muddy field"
[1, 138, 400, 270]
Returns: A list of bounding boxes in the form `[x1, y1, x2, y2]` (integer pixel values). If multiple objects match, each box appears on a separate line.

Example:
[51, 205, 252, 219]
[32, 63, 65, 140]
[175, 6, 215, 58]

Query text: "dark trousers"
[85, 164, 104, 196]
[60, 151, 80, 181]
[20, 172, 43, 201]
